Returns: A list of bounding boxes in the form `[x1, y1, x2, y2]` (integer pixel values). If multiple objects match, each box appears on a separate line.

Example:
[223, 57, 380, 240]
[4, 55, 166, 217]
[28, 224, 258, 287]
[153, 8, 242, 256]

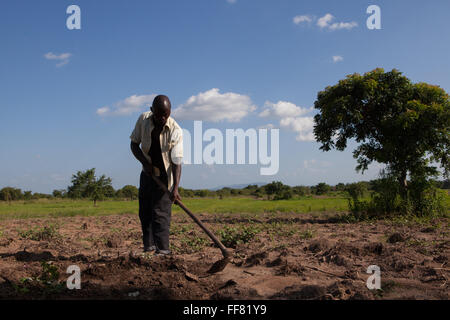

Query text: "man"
[130, 95, 183, 255]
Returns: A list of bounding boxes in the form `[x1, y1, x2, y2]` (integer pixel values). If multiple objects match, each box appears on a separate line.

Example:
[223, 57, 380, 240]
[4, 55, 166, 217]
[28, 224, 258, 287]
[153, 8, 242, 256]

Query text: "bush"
[217, 225, 260, 248]
[344, 169, 447, 221]
[19, 224, 60, 241]
[405, 175, 446, 217]
[314, 183, 331, 195]
[273, 189, 293, 200]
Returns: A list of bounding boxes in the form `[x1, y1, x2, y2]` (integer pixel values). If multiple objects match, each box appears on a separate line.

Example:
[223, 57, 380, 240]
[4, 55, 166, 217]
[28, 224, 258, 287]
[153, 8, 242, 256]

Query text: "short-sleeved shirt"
[130, 111, 183, 191]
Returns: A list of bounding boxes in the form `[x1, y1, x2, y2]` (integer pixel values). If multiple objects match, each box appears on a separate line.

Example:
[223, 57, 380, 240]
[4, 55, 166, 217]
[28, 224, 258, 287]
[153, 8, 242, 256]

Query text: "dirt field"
[0, 212, 448, 300]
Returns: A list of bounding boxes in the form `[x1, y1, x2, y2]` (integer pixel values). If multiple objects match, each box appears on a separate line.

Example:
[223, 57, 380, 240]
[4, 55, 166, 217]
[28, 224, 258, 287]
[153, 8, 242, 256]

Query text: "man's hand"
[170, 187, 182, 204]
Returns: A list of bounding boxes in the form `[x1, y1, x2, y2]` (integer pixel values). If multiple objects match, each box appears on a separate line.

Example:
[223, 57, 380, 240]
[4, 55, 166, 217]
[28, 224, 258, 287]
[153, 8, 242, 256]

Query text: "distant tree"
[264, 181, 291, 200]
[119, 185, 138, 200]
[251, 187, 265, 198]
[335, 183, 346, 192]
[292, 186, 309, 196]
[31, 193, 52, 200]
[0, 187, 23, 202]
[314, 68, 450, 212]
[230, 189, 239, 196]
[179, 187, 194, 198]
[264, 181, 283, 200]
[23, 191, 33, 200]
[52, 189, 66, 198]
[67, 168, 114, 205]
[274, 189, 293, 200]
[314, 183, 331, 195]
[194, 189, 209, 197]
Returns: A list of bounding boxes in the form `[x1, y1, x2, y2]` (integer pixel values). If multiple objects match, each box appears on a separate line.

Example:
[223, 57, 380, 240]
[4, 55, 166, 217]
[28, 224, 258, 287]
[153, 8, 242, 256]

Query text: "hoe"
[149, 172, 231, 274]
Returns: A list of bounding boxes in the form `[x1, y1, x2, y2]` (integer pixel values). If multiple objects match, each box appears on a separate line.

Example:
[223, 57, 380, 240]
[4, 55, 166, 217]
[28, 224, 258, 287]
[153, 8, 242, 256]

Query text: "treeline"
[2, 168, 447, 202]
[180, 179, 449, 200]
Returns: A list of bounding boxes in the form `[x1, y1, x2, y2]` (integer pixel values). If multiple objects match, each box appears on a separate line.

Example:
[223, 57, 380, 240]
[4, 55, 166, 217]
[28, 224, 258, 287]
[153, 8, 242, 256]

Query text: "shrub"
[19, 224, 60, 241]
[217, 225, 260, 248]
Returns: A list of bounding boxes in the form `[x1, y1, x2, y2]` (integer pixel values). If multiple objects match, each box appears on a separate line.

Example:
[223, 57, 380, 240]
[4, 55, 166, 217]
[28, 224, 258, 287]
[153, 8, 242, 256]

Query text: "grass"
[0, 196, 350, 220]
[0, 193, 447, 221]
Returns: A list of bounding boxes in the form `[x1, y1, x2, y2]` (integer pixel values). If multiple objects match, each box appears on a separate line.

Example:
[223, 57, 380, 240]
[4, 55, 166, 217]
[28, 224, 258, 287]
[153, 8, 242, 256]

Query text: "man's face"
[151, 105, 171, 128]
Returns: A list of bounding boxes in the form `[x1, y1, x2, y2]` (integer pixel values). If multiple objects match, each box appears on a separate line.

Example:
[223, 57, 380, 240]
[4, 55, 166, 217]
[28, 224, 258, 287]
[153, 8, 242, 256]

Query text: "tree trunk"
[398, 170, 408, 201]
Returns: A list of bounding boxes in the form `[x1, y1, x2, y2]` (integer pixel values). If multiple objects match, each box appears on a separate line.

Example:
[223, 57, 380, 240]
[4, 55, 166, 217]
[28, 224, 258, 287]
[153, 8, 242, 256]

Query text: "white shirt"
[130, 111, 183, 191]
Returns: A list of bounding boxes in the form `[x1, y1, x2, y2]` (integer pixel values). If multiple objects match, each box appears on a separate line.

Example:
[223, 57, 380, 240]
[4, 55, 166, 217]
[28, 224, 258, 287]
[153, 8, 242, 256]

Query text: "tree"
[345, 182, 368, 201]
[52, 189, 66, 198]
[0, 187, 23, 202]
[23, 191, 33, 200]
[314, 183, 331, 195]
[264, 181, 291, 200]
[314, 68, 449, 210]
[67, 168, 114, 205]
[119, 185, 138, 200]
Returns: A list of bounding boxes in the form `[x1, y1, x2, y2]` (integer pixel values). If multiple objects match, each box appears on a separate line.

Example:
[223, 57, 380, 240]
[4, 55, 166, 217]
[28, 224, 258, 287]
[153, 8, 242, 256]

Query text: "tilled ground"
[0, 212, 448, 300]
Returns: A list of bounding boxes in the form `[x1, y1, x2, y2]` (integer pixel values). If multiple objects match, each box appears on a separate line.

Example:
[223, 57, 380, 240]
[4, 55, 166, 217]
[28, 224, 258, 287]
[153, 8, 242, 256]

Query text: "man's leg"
[150, 173, 172, 252]
[138, 171, 156, 251]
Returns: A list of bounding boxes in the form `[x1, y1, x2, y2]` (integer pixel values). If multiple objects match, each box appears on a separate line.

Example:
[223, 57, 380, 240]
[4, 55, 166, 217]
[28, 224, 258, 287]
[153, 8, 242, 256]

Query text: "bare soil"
[0, 213, 448, 300]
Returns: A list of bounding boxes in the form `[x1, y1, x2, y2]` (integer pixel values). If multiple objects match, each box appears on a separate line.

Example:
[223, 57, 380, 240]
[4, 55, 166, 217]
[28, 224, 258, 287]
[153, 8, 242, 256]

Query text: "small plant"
[18, 224, 60, 241]
[218, 225, 260, 248]
[299, 229, 315, 239]
[12, 261, 64, 295]
[180, 235, 209, 253]
[171, 224, 193, 235]
[39, 261, 59, 283]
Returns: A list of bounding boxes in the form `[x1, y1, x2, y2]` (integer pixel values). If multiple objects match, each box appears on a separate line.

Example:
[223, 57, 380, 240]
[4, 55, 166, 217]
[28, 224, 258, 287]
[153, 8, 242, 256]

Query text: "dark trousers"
[138, 170, 172, 251]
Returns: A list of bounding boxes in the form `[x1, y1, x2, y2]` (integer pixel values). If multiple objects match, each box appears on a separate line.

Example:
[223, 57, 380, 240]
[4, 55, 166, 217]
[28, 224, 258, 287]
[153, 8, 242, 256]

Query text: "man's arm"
[130, 141, 153, 175]
[170, 163, 182, 203]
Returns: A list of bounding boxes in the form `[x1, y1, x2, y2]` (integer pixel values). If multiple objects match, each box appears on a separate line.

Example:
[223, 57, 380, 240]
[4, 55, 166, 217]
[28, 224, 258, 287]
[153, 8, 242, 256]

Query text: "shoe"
[155, 249, 171, 256]
[143, 245, 157, 252]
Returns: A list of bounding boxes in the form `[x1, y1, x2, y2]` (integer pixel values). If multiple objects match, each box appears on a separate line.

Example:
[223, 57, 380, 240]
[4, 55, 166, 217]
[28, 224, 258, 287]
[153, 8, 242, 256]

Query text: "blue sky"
[1, 0, 449, 193]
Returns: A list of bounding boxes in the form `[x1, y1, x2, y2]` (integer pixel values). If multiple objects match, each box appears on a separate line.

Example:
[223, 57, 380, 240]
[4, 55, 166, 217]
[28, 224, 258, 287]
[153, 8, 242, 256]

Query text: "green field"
[1, 192, 448, 221]
[0, 196, 350, 220]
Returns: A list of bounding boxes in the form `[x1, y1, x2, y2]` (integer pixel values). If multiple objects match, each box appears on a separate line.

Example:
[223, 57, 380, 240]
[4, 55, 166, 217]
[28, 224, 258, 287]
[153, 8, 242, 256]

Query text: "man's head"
[151, 95, 171, 127]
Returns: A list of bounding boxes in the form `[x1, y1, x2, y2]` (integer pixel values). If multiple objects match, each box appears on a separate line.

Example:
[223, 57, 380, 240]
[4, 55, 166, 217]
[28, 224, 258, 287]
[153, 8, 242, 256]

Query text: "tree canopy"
[313, 68, 450, 200]
[67, 168, 114, 200]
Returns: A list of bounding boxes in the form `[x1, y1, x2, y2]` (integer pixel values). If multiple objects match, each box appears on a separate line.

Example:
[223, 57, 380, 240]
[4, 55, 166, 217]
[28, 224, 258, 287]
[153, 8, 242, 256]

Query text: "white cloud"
[332, 55, 344, 63]
[259, 100, 315, 142]
[293, 15, 312, 24]
[259, 101, 312, 118]
[329, 22, 358, 30]
[316, 13, 357, 31]
[96, 94, 157, 117]
[172, 88, 256, 122]
[280, 116, 315, 141]
[317, 13, 334, 28]
[44, 52, 72, 67]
